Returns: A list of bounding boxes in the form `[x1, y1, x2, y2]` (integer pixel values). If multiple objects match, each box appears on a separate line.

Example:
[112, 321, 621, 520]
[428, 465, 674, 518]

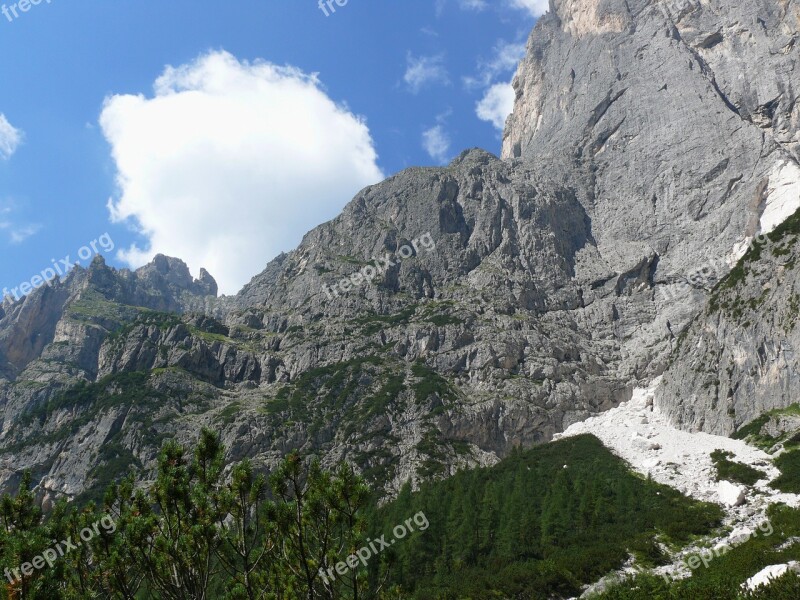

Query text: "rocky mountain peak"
[503, 0, 799, 310]
[133, 253, 218, 297]
[197, 268, 219, 297]
[0, 0, 798, 504]
[551, 0, 631, 38]
[135, 254, 216, 295]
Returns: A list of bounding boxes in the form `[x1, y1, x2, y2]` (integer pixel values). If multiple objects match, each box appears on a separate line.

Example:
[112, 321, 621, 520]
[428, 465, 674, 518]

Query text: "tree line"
[0, 429, 403, 600]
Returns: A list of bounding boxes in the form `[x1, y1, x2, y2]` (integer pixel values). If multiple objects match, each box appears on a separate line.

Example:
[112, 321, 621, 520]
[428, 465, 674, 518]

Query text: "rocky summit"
[1, 0, 799, 512]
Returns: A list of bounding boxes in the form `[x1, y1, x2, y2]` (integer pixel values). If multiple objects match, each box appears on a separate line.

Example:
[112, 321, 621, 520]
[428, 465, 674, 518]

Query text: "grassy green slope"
[598, 503, 800, 599]
[366, 434, 723, 599]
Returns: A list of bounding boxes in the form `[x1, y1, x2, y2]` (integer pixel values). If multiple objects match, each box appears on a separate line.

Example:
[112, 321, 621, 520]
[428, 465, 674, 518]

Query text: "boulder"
[744, 562, 800, 591]
[717, 481, 747, 507]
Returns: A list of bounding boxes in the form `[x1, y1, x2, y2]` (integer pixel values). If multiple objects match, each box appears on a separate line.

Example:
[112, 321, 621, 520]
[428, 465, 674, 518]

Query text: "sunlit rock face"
[1, 0, 799, 499]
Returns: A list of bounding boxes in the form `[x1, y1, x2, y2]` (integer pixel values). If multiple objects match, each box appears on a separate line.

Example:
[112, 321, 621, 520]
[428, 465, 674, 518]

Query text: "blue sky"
[0, 0, 545, 297]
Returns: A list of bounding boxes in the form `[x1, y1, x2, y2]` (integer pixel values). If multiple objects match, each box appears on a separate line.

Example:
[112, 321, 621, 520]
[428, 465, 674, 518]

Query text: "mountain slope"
[657, 208, 800, 434]
[0, 0, 798, 502]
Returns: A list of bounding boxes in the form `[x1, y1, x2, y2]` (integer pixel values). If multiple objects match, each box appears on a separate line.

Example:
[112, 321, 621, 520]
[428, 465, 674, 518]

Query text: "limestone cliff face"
[656, 212, 800, 435]
[0, 255, 218, 381]
[0, 0, 798, 500]
[505, 0, 799, 281]
[501, 0, 800, 435]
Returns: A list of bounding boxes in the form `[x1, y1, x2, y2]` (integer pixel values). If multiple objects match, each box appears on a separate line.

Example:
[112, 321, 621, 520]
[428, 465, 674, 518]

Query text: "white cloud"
[476, 82, 516, 131]
[459, 0, 487, 10]
[440, 0, 548, 18]
[509, 0, 550, 17]
[404, 54, 450, 93]
[466, 40, 525, 133]
[0, 114, 22, 160]
[436, 0, 486, 15]
[0, 202, 40, 245]
[101, 50, 384, 295]
[463, 40, 527, 90]
[422, 124, 451, 164]
[8, 224, 40, 244]
[485, 41, 527, 78]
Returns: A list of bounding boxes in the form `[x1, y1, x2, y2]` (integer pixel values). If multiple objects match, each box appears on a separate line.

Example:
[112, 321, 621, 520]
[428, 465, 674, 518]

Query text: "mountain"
[657, 210, 800, 434]
[0, 0, 798, 510]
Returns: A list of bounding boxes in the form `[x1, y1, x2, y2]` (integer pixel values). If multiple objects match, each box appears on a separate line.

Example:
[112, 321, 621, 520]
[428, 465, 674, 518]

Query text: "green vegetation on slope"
[732, 404, 800, 452]
[708, 205, 800, 318]
[771, 450, 800, 494]
[354, 305, 418, 335]
[18, 371, 155, 429]
[410, 360, 455, 405]
[598, 503, 800, 599]
[100, 308, 187, 354]
[365, 434, 723, 600]
[65, 288, 145, 326]
[9, 370, 212, 504]
[264, 355, 386, 427]
[0, 430, 726, 600]
[710, 450, 766, 486]
[0, 431, 375, 600]
[352, 302, 466, 336]
[265, 355, 457, 429]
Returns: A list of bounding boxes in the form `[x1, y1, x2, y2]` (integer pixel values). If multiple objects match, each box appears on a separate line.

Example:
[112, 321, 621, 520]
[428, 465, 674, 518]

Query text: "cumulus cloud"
[476, 82, 516, 131]
[422, 121, 452, 165]
[509, 0, 550, 17]
[101, 50, 384, 295]
[467, 40, 525, 132]
[0, 114, 22, 160]
[404, 54, 450, 93]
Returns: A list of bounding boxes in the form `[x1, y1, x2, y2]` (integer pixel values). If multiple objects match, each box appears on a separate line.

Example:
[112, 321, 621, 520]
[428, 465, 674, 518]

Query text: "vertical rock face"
[501, 0, 800, 434]
[656, 213, 800, 435]
[0, 256, 219, 380]
[0, 0, 798, 498]
[505, 0, 799, 280]
[551, 0, 630, 38]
